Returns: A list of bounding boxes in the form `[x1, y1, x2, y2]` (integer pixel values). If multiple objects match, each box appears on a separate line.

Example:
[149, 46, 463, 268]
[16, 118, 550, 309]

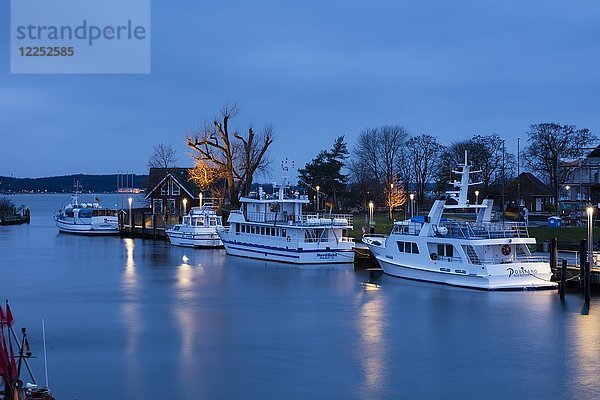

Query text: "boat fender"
[430, 253, 438, 260]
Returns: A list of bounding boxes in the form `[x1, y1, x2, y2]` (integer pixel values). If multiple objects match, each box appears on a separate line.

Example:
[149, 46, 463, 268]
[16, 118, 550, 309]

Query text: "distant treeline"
[0, 174, 148, 193]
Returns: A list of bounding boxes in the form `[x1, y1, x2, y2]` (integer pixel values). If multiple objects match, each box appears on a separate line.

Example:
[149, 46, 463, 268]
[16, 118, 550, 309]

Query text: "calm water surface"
[1, 194, 600, 400]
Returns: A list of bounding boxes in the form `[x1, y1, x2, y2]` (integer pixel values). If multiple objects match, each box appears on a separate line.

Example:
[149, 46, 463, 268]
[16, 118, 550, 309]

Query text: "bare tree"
[406, 134, 444, 205]
[148, 143, 178, 169]
[349, 125, 410, 208]
[186, 103, 274, 205]
[524, 123, 596, 215]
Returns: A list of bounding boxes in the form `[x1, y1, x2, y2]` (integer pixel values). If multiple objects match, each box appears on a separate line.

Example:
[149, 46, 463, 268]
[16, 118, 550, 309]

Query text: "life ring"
[286, 236, 291, 242]
[430, 253, 438, 260]
[501, 244, 512, 256]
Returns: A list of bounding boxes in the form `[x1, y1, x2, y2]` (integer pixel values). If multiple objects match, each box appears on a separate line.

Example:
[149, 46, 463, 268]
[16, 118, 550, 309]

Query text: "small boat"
[165, 204, 224, 248]
[0, 301, 55, 400]
[363, 152, 557, 290]
[217, 160, 355, 264]
[53, 182, 118, 235]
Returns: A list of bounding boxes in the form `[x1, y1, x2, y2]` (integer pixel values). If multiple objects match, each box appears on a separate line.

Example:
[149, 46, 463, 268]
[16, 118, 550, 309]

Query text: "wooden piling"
[560, 259, 567, 300]
[580, 240, 587, 294]
[152, 214, 157, 240]
[550, 238, 558, 272]
[585, 261, 591, 305]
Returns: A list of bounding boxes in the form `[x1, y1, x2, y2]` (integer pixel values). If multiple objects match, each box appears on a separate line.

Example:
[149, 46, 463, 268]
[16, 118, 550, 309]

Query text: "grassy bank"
[350, 212, 600, 247]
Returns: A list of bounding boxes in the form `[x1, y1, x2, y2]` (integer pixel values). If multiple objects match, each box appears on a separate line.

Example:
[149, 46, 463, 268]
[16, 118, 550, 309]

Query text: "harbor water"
[1, 194, 600, 400]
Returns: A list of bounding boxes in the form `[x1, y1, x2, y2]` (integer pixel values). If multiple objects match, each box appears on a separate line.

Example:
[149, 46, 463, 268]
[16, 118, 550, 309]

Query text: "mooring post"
[550, 238, 558, 272]
[585, 261, 591, 305]
[580, 240, 587, 294]
[560, 259, 567, 300]
[153, 214, 157, 240]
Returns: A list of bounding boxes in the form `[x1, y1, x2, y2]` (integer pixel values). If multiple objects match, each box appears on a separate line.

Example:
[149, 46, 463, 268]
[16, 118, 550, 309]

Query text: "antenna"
[42, 318, 49, 388]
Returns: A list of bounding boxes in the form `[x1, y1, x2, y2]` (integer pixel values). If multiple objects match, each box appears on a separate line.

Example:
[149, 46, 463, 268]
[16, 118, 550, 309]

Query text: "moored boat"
[0, 302, 55, 400]
[217, 162, 355, 264]
[53, 182, 118, 235]
[363, 153, 557, 290]
[165, 203, 224, 248]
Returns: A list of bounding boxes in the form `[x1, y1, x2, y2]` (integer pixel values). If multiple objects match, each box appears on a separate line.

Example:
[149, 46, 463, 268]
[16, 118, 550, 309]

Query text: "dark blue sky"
[1, 0, 599, 178]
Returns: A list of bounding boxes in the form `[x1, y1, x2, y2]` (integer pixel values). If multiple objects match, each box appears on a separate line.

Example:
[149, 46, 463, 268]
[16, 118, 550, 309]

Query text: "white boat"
[165, 204, 224, 248]
[53, 182, 119, 235]
[363, 153, 557, 290]
[217, 166, 355, 264]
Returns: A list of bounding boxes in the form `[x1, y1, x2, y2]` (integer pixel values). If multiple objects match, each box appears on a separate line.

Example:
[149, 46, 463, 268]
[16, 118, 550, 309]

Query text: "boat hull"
[221, 240, 355, 264]
[376, 256, 557, 290]
[166, 231, 223, 248]
[55, 219, 119, 235]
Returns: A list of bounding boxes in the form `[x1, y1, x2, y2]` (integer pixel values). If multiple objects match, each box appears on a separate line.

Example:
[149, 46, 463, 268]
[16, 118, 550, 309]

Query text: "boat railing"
[437, 221, 530, 239]
[240, 211, 353, 227]
[391, 222, 423, 236]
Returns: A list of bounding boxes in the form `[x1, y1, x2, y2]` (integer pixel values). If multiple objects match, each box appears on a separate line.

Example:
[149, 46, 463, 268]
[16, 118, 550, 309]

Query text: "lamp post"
[409, 193, 415, 218]
[316, 186, 320, 212]
[586, 206, 593, 303]
[475, 190, 479, 205]
[389, 183, 394, 220]
[128, 197, 133, 230]
[183, 198, 187, 215]
[368, 201, 374, 229]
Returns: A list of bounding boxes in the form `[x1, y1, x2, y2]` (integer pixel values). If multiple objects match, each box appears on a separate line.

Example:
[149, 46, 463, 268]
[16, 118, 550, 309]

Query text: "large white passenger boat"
[54, 183, 119, 235]
[363, 155, 557, 290]
[217, 175, 355, 264]
[165, 204, 224, 248]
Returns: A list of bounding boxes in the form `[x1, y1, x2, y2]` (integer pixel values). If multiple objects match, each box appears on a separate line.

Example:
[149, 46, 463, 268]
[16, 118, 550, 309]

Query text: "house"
[561, 144, 600, 206]
[145, 168, 201, 223]
[505, 172, 554, 213]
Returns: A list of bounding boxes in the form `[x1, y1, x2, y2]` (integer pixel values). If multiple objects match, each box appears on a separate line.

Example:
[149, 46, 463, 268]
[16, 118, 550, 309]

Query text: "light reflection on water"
[358, 292, 385, 395]
[2, 194, 600, 400]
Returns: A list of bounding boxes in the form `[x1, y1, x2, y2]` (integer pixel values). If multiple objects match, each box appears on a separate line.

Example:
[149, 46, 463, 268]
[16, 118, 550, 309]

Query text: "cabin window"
[259, 227, 264, 235]
[235, 224, 240, 234]
[161, 184, 168, 195]
[251, 226, 256, 234]
[209, 218, 216, 226]
[153, 199, 163, 214]
[172, 183, 180, 195]
[271, 227, 276, 236]
[281, 228, 286, 237]
[437, 244, 454, 258]
[396, 241, 419, 254]
[168, 199, 176, 215]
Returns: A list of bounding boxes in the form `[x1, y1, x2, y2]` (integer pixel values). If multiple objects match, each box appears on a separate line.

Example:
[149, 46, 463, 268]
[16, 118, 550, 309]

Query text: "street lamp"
[409, 193, 415, 218]
[128, 197, 133, 230]
[475, 190, 479, 205]
[368, 201, 374, 228]
[586, 206, 594, 303]
[183, 198, 187, 215]
[316, 185, 320, 212]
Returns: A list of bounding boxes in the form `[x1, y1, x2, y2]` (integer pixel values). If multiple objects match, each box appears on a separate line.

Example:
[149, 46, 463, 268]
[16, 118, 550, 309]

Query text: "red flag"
[8, 336, 17, 379]
[5, 303, 13, 327]
[0, 328, 9, 375]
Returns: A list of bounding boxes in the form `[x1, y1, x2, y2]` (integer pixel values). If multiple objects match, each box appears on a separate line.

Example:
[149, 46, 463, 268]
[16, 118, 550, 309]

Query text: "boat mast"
[42, 318, 49, 388]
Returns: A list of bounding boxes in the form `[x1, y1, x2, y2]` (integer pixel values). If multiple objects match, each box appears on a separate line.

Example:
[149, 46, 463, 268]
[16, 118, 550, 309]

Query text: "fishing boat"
[53, 182, 118, 235]
[217, 160, 355, 264]
[165, 203, 224, 248]
[0, 301, 55, 400]
[362, 153, 557, 290]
